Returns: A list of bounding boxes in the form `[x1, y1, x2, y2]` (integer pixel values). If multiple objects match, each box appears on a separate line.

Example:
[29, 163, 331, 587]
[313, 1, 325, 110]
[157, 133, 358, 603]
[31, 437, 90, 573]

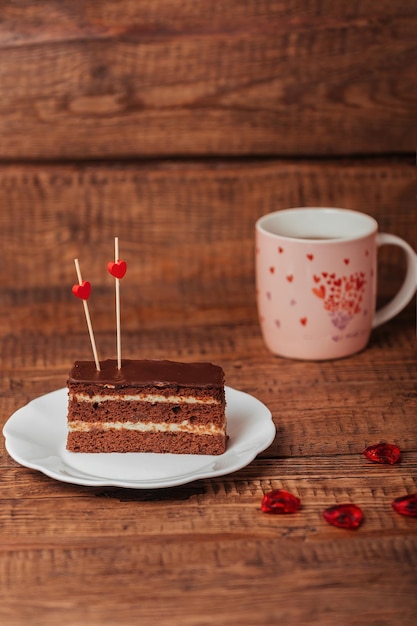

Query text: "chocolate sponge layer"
[67, 431, 227, 455]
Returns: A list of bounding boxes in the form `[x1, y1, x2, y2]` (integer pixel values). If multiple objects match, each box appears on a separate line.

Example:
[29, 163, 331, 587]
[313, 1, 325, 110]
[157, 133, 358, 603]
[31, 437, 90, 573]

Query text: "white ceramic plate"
[3, 386, 275, 488]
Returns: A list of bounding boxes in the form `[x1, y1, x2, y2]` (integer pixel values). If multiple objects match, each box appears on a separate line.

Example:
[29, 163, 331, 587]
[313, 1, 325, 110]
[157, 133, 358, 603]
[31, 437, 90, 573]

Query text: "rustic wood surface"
[1, 160, 417, 625]
[1, 1, 417, 625]
[0, 0, 416, 158]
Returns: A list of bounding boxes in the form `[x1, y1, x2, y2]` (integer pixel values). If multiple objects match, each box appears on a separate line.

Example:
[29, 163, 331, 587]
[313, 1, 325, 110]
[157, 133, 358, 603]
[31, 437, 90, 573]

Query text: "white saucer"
[3, 386, 276, 488]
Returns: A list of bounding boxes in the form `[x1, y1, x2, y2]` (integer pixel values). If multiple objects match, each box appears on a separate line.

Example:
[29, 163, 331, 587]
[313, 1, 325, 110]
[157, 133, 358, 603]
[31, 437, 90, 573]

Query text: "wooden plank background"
[0, 160, 416, 327]
[0, 0, 416, 158]
[1, 3, 417, 625]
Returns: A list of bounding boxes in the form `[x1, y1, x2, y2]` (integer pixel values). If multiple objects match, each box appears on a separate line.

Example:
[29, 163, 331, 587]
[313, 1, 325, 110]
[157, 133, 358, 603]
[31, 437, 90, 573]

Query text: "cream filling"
[70, 392, 220, 405]
[68, 420, 224, 436]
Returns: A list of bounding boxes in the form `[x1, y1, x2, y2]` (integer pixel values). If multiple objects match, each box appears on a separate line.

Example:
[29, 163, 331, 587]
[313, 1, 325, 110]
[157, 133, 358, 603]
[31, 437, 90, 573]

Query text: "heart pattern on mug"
[311, 271, 366, 330]
[312, 285, 325, 299]
[261, 251, 370, 339]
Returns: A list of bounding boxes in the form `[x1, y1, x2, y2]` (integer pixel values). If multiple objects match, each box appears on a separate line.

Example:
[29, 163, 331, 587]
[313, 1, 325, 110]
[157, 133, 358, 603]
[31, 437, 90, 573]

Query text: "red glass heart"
[363, 443, 401, 464]
[391, 493, 417, 517]
[261, 489, 300, 514]
[323, 504, 363, 529]
[72, 280, 91, 300]
[108, 260, 127, 279]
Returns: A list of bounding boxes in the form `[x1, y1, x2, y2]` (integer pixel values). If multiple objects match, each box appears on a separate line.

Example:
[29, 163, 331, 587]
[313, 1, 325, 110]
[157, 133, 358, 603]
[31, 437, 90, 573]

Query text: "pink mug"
[256, 207, 417, 360]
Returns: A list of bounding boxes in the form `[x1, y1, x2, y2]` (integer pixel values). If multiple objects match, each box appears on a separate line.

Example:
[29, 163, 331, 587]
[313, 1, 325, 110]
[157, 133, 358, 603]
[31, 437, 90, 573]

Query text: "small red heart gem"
[72, 281, 91, 300]
[363, 443, 401, 464]
[323, 504, 363, 529]
[261, 489, 301, 514]
[391, 493, 417, 517]
[286, 274, 293, 282]
[313, 275, 320, 283]
[108, 259, 127, 279]
[278, 246, 284, 253]
[269, 266, 275, 274]
[344, 258, 350, 265]
[300, 317, 307, 326]
[307, 253, 314, 261]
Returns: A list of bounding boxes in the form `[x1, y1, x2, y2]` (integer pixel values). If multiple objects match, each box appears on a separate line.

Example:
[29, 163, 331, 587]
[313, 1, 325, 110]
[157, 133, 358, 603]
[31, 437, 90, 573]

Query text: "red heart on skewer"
[72, 281, 91, 300]
[108, 259, 127, 279]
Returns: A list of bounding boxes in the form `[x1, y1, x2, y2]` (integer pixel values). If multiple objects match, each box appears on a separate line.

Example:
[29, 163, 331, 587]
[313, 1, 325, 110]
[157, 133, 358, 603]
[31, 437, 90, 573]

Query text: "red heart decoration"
[300, 317, 307, 326]
[72, 281, 91, 300]
[286, 274, 293, 282]
[278, 246, 284, 254]
[307, 253, 314, 261]
[108, 259, 127, 279]
[323, 503, 363, 529]
[269, 266, 275, 274]
[363, 443, 401, 465]
[261, 489, 301, 514]
[391, 493, 417, 517]
[344, 258, 350, 265]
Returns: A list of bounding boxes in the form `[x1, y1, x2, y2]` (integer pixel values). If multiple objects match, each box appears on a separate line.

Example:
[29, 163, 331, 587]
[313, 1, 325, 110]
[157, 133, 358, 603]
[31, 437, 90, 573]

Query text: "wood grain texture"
[1, 3, 417, 624]
[2, 265, 417, 624]
[0, 0, 416, 158]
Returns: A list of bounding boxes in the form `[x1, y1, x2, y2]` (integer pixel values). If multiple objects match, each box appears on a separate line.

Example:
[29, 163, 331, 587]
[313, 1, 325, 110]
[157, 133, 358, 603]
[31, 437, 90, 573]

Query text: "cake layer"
[67, 430, 227, 455]
[68, 359, 224, 388]
[68, 384, 224, 405]
[68, 420, 224, 434]
[68, 397, 225, 425]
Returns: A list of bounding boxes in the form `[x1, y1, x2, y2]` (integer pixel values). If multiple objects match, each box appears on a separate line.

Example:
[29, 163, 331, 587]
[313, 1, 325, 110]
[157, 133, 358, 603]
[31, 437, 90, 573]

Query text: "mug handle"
[372, 233, 417, 328]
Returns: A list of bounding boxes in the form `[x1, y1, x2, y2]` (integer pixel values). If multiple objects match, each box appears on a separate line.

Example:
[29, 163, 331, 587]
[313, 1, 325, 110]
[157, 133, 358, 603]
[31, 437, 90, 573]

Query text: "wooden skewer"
[114, 237, 122, 370]
[74, 258, 101, 371]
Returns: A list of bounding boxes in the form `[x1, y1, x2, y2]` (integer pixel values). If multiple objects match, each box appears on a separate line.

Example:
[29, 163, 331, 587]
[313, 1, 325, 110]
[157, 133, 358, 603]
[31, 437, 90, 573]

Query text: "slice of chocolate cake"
[67, 359, 227, 455]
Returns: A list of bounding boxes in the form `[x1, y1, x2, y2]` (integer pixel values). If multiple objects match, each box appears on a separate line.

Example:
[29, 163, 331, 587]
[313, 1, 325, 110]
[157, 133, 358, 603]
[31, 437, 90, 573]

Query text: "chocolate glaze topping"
[68, 359, 224, 388]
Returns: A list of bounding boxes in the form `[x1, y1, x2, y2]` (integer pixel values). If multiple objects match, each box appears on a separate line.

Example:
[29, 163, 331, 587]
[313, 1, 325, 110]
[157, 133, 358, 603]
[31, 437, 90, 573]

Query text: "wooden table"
[1, 2, 417, 624]
[2, 269, 417, 625]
